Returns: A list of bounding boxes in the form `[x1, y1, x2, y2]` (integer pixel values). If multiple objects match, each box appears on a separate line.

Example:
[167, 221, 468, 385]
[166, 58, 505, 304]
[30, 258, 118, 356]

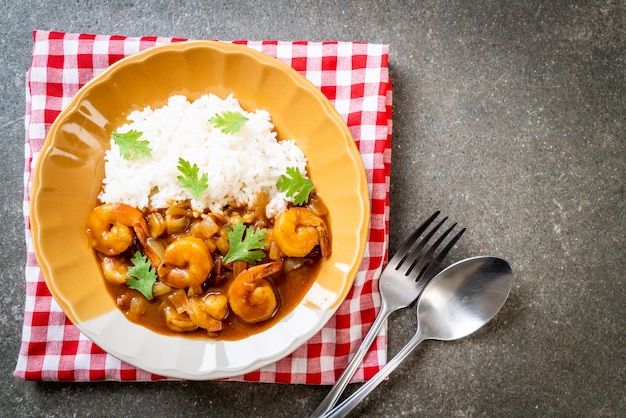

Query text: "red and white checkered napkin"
[14, 30, 392, 383]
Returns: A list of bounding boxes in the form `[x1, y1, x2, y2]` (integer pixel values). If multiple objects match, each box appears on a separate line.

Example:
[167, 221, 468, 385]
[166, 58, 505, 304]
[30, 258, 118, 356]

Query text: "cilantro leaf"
[177, 158, 209, 200]
[276, 167, 315, 205]
[126, 251, 157, 300]
[111, 130, 151, 160]
[209, 111, 249, 134]
[223, 221, 267, 264]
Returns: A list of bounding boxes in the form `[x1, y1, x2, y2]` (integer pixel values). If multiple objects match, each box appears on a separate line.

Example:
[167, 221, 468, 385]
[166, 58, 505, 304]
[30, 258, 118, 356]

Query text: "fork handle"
[310, 301, 394, 417]
[322, 329, 426, 418]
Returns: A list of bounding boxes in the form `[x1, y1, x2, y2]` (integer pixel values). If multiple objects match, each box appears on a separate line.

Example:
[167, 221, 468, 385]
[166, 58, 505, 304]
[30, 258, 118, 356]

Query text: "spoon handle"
[310, 301, 393, 417]
[322, 329, 426, 418]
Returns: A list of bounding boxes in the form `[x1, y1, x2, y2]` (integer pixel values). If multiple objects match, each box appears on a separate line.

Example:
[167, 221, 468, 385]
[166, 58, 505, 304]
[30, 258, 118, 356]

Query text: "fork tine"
[405, 221, 457, 278]
[419, 226, 466, 281]
[399, 216, 449, 273]
[408, 225, 466, 287]
[388, 210, 440, 267]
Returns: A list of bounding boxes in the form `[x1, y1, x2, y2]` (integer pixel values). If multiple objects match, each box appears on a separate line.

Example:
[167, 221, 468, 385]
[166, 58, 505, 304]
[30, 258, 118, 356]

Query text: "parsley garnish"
[126, 251, 157, 300]
[276, 167, 315, 205]
[223, 221, 267, 264]
[111, 130, 152, 160]
[209, 111, 249, 134]
[177, 158, 209, 200]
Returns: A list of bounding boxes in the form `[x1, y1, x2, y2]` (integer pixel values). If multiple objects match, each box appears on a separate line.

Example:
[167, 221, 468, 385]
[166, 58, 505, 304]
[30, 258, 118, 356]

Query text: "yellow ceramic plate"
[31, 41, 369, 379]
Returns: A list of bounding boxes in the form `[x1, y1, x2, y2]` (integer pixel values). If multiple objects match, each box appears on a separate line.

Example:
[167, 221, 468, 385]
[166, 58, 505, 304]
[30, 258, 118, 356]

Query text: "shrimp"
[273, 207, 331, 257]
[85, 202, 150, 256]
[157, 236, 213, 289]
[163, 306, 197, 332]
[86, 202, 161, 267]
[187, 293, 229, 332]
[228, 260, 282, 324]
[101, 256, 130, 285]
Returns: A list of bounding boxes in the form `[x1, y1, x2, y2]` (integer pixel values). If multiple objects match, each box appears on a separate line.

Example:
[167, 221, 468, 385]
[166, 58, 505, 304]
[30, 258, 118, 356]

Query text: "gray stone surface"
[1, 1, 624, 416]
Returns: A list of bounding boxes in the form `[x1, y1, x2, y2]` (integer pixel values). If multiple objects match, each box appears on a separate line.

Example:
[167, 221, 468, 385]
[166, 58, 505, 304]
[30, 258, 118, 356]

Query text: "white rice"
[98, 94, 308, 219]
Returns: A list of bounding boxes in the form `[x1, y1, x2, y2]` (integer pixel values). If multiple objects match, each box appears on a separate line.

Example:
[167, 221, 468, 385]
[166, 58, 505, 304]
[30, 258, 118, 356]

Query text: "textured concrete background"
[1, 1, 624, 417]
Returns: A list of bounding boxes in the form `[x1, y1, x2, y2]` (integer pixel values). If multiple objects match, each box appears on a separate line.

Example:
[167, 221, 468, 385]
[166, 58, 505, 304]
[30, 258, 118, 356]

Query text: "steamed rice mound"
[99, 94, 308, 218]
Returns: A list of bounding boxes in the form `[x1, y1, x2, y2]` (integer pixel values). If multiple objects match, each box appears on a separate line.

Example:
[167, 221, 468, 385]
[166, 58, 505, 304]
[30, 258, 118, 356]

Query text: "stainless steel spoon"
[321, 256, 513, 418]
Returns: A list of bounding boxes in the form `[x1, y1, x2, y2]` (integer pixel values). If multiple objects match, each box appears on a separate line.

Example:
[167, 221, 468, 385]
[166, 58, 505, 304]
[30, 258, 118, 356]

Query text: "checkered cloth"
[14, 30, 392, 383]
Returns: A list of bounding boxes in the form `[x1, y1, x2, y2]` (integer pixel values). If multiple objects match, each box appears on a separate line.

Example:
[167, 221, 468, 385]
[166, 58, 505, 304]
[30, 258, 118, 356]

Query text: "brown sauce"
[105, 253, 322, 340]
[93, 193, 331, 341]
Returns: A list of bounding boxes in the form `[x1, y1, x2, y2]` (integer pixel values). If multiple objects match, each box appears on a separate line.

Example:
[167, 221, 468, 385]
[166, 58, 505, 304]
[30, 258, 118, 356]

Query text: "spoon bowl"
[418, 256, 512, 341]
[322, 256, 513, 418]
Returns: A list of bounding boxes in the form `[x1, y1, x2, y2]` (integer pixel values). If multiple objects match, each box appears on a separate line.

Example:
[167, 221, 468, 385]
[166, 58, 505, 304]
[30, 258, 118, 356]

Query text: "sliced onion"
[165, 206, 190, 234]
[127, 296, 147, 321]
[147, 212, 166, 239]
[151, 281, 172, 297]
[232, 260, 247, 278]
[283, 257, 308, 272]
[308, 193, 329, 217]
[216, 231, 230, 256]
[199, 216, 220, 238]
[168, 288, 190, 314]
[145, 238, 166, 263]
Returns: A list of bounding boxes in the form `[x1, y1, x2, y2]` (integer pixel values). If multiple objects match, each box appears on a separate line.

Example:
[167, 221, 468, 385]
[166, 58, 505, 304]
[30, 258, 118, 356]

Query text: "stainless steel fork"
[310, 211, 465, 417]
